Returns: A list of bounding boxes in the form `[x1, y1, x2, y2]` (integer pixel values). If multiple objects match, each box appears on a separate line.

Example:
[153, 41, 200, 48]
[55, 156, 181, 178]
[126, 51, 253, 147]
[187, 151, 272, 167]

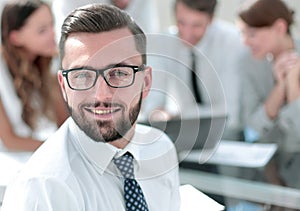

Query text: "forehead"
[62, 28, 141, 69]
[175, 2, 211, 23]
[23, 5, 52, 29]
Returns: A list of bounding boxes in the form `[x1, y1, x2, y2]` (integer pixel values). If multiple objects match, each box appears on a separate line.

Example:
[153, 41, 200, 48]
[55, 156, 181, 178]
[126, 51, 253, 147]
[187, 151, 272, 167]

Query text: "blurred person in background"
[0, 0, 68, 151]
[141, 0, 256, 206]
[144, 0, 252, 140]
[238, 0, 300, 192]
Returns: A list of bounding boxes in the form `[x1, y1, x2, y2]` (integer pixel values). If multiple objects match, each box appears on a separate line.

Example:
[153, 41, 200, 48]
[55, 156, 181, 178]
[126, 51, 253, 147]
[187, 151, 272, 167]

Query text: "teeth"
[92, 109, 115, 115]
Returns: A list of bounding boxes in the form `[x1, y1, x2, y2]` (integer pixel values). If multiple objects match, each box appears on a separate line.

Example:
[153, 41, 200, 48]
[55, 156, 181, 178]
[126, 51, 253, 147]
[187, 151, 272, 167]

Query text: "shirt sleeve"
[248, 104, 275, 135]
[277, 99, 300, 143]
[240, 57, 275, 139]
[2, 177, 81, 211]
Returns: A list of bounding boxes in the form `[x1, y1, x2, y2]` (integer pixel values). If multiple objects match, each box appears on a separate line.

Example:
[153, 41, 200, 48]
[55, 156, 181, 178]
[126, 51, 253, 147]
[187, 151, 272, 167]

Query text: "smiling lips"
[92, 108, 119, 115]
[85, 107, 121, 116]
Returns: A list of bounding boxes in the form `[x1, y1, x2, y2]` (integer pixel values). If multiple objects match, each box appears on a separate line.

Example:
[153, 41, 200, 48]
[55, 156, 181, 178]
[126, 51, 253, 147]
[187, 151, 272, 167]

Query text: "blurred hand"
[273, 51, 299, 83]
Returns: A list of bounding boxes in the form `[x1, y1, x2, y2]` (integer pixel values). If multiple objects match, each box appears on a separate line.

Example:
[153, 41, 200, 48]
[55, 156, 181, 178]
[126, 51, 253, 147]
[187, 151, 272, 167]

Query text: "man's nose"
[92, 75, 114, 98]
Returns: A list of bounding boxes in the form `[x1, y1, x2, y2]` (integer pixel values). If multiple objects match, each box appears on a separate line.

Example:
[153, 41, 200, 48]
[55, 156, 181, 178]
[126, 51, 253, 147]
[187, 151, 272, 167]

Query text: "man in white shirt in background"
[141, 0, 254, 205]
[144, 0, 253, 141]
[2, 4, 180, 211]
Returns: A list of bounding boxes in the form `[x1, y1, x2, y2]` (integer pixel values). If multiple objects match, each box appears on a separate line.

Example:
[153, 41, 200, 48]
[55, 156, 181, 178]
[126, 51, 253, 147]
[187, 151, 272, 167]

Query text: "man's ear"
[57, 71, 67, 101]
[142, 66, 152, 99]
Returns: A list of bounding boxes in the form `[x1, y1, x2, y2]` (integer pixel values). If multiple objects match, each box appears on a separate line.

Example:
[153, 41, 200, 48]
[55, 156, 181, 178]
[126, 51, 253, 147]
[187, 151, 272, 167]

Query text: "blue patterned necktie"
[113, 152, 149, 211]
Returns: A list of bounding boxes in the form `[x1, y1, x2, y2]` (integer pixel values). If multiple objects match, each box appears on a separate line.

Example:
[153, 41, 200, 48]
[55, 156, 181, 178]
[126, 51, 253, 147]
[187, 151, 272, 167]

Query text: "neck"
[273, 35, 294, 61]
[109, 124, 136, 149]
[19, 47, 37, 62]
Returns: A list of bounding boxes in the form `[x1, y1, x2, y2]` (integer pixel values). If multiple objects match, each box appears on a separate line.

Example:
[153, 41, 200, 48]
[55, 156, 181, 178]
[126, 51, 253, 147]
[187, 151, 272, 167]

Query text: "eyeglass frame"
[61, 64, 145, 91]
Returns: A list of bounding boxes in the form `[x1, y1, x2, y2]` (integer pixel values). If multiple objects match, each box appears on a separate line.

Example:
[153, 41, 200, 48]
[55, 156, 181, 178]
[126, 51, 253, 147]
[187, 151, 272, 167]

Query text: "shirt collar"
[69, 119, 143, 173]
[69, 119, 118, 174]
[115, 137, 142, 170]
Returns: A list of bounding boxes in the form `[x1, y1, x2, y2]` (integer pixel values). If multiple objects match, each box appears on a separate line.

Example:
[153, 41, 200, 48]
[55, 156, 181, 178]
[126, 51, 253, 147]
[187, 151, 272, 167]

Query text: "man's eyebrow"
[65, 63, 134, 70]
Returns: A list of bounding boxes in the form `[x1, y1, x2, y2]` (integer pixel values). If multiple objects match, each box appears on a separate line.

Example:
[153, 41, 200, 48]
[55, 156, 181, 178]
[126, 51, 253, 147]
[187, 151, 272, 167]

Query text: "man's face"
[58, 28, 151, 145]
[175, 2, 212, 46]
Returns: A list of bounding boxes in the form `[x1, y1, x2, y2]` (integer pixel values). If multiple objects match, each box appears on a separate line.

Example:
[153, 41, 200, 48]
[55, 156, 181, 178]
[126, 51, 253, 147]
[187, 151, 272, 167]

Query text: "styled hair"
[175, 0, 217, 16]
[59, 3, 146, 67]
[1, 0, 56, 129]
[239, 0, 294, 34]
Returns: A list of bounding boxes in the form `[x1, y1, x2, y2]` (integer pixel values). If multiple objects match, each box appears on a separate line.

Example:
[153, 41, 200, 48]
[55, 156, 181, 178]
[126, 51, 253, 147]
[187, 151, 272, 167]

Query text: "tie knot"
[113, 152, 134, 179]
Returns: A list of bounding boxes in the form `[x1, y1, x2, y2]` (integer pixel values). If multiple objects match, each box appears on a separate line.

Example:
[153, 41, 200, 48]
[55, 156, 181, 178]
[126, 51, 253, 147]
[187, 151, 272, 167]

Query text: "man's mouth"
[89, 108, 120, 115]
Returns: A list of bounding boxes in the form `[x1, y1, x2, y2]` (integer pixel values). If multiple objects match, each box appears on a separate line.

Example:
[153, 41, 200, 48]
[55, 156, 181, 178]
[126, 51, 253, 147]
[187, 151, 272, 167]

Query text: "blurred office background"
[156, 0, 300, 37]
[14, 0, 300, 38]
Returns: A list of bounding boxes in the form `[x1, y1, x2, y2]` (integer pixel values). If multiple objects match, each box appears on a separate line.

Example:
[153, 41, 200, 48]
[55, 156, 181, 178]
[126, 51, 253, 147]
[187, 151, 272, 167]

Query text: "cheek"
[115, 89, 142, 107]
[22, 37, 44, 53]
[65, 90, 86, 108]
[255, 35, 273, 54]
[23, 33, 55, 54]
[119, 85, 143, 108]
[195, 27, 206, 39]
[246, 35, 264, 49]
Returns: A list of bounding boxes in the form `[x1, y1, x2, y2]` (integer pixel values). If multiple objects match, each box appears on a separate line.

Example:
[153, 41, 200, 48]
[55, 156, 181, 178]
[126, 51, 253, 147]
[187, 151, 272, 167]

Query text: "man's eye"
[109, 69, 129, 77]
[72, 71, 93, 79]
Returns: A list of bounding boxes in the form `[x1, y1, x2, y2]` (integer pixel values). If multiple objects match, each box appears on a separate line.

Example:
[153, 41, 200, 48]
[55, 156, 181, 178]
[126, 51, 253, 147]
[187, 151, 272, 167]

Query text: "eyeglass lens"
[67, 66, 135, 90]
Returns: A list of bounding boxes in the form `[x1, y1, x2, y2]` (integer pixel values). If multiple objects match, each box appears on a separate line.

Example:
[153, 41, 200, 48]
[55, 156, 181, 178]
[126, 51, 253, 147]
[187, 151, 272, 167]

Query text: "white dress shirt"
[2, 118, 180, 210]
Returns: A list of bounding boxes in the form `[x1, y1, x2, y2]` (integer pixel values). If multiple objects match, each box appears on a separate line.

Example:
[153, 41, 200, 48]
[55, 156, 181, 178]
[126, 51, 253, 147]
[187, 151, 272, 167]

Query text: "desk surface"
[180, 168, 300, 209]
[179, 140, 278, 167]
[0, 141, 297, 210]
[178, 140, 300, 209]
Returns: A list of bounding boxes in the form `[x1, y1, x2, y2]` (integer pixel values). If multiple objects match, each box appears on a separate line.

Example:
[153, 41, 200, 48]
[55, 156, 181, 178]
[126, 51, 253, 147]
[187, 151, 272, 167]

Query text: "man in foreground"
[2, 4, 180, 211]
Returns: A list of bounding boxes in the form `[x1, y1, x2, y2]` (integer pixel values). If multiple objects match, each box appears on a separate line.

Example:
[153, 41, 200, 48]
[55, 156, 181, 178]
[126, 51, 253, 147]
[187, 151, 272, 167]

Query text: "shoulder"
[134, 123, 177, 159]
[136, 123, 174, 146]
[19, 119, 73, 179]
[134, 124, 178, 178]
[2, 120, 79, 209]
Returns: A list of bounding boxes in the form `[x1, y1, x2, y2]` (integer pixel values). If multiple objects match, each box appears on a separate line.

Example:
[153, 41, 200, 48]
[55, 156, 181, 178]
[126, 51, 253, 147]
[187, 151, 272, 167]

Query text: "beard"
[67, 93, 142, 143]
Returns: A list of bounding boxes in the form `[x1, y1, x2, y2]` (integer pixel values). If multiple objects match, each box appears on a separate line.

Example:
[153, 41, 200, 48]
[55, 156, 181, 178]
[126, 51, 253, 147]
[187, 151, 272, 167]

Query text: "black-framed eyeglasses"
[62, 64, 145, 91]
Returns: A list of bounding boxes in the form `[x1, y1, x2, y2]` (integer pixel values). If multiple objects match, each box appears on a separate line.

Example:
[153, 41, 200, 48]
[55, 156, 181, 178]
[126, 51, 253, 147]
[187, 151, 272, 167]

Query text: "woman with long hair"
[0, 0, 68, 151]
[238, 0, 300, 191]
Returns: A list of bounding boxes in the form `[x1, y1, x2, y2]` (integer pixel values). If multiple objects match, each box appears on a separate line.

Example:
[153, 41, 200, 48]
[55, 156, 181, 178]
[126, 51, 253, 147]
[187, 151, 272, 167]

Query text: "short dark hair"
[238, 0, 294, 34]
[175, 0, 217, 16]
[59, 3, 146, 67]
